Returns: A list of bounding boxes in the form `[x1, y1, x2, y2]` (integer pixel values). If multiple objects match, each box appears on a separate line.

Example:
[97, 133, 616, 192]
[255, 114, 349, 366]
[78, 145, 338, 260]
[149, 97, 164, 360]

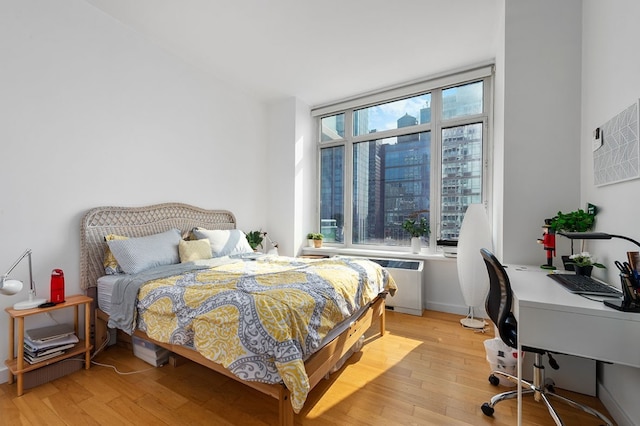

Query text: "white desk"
[507, 265, 640, 425]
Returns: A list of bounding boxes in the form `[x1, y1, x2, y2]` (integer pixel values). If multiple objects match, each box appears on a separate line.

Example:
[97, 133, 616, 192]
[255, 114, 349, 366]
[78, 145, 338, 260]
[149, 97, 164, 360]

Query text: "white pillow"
[192, 228, 253, 257]
[107, 228, 181, 274]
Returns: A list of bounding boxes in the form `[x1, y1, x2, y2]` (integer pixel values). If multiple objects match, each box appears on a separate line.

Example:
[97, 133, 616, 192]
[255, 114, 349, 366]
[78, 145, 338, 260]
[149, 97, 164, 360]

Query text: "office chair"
[479, 248, 613, 426]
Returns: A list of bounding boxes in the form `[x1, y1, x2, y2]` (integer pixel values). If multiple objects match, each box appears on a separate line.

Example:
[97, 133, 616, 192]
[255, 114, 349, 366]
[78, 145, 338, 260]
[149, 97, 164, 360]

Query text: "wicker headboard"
[80, 203, 236, 290]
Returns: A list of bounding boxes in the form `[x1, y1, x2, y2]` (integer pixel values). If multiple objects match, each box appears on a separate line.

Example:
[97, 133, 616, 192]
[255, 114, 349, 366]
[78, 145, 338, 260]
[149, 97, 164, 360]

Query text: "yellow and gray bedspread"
[108, 255, 396, 412]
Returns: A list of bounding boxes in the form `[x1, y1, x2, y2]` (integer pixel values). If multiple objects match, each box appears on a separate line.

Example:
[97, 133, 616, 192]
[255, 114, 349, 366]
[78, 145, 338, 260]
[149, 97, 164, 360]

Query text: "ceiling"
[85, 0, 502, 107]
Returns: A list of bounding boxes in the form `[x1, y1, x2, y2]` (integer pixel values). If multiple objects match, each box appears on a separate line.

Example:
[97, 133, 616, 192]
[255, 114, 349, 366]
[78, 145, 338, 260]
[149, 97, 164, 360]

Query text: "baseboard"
[0, 366, 8, 384]
[598, 380, 633, 426]
[424, 302, 468, 316]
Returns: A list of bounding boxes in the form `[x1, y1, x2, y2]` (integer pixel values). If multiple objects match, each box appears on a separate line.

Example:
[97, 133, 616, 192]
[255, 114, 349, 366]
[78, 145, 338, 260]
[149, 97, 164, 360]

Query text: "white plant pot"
[411, 237, 421, 253]
[308, 239, 314, 247]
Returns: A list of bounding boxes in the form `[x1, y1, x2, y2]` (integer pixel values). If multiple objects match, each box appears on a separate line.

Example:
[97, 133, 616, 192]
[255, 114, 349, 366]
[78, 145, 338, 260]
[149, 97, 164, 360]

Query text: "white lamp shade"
[0, 278, 23, 295]
[457, 204, 493, 307]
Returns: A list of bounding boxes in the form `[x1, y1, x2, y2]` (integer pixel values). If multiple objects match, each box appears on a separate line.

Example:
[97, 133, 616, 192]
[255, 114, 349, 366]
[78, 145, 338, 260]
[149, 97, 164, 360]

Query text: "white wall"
[502, 0, 583, 266]
[581, 1, 640, 424]
[492, 1, 506, 260]
[266, 97, 314, 257]
[0, 0, 268, 381]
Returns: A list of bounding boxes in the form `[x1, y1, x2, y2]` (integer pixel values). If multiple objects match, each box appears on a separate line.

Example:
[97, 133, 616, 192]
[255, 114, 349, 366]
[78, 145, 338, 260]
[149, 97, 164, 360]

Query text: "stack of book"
[132, 335, 170, 367]
[24, 324, 79, 364]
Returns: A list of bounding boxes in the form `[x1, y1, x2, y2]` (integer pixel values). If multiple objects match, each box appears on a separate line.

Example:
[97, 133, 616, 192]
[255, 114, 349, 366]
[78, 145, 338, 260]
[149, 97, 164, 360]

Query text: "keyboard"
[547, 273, 623, 297]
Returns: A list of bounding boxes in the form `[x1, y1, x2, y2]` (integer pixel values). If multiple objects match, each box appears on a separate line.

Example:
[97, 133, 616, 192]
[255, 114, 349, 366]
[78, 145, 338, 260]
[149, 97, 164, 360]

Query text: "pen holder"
[620, 274, 637, 304]
[604, 274, 640, 312]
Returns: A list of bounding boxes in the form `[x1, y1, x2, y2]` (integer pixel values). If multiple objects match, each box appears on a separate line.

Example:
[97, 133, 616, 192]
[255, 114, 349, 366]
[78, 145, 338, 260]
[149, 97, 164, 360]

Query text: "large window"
[315, 67, 492, 251]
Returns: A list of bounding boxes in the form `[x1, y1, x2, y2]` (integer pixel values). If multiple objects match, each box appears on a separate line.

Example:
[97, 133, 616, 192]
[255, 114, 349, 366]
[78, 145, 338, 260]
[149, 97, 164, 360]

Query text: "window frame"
[313, 64, 494, 253]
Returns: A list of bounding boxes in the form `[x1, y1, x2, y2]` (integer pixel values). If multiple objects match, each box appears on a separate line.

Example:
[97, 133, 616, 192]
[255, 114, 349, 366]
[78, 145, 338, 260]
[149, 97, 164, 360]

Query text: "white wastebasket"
[484, 338, 520, 387]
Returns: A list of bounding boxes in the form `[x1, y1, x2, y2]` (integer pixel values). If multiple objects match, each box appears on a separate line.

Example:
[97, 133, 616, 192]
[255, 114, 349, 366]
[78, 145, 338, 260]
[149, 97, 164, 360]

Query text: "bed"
[80, 203, 395, 425]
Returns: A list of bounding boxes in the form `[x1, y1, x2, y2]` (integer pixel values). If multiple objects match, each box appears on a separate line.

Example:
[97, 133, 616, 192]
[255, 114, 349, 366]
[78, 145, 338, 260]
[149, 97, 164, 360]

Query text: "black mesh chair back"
[481, 248, 517, 348]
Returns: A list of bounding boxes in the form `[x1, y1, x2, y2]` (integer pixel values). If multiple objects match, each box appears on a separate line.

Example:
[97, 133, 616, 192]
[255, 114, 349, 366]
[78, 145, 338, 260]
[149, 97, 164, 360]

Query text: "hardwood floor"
[1, 310, 614, 425]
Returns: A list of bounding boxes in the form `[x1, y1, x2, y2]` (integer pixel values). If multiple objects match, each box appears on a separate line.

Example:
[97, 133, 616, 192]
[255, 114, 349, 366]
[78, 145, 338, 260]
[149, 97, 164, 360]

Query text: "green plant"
[567, 252, 605, 268]
[311, 233, 323, 240]
[402, 217, 430, 238]
[550, 209, 596, 233]
[245, 230, 265, 250]
[306, 233, 315, 240]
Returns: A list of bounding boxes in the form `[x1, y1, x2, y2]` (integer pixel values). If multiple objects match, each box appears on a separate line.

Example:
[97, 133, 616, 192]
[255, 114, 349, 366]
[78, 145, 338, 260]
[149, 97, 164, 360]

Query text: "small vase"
[574, 265, 593, 277]
[411, 237, 421, 254]
[313, 239, 323, 248]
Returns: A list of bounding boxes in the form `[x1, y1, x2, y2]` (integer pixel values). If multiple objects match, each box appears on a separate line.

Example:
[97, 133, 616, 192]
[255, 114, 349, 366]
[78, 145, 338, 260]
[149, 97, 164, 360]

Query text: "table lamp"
[1, 249, 47, 310]
[264, 232, 279, 255]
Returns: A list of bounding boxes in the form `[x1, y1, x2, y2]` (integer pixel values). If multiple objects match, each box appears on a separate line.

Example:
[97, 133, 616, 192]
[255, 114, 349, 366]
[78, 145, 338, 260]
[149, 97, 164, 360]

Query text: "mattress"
[97, 274, 120, 316]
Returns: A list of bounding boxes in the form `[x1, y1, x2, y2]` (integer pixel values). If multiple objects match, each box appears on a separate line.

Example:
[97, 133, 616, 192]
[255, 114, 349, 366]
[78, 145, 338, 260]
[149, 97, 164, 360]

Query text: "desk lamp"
[1, 249, 47, 310]
[559, 232, 640, 312]
[558, 231, 640, 248]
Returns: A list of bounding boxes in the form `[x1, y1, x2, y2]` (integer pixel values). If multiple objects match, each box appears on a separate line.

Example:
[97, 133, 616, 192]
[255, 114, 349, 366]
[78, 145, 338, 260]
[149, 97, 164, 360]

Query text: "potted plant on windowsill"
[311, 233, 324, 248]
[402, 215, 430, 254]
[306, 233, 315, 247]
[566, 252, 605, 277]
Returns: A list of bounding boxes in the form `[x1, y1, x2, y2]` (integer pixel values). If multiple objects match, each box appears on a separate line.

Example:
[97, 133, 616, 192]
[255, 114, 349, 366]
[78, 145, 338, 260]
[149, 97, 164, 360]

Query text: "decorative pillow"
[179, 239, 212, 263]
[107, 228, 181, 274]
[192, 228, 253, 257]
[104, 234, 129, 275]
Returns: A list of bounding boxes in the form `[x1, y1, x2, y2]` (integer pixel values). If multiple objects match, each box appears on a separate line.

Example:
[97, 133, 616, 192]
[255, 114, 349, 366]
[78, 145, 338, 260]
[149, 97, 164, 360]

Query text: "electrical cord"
[29, 306, 155, 376]
[55, 329, 157, 376]
[89, 360, 156, 375]
[57, 356, 156, 375]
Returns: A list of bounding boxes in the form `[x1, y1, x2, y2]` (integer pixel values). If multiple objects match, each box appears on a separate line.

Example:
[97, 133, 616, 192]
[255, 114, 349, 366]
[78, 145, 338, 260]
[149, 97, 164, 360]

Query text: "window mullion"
[343, 111, 354, 248]
[431, 88, 443, 250]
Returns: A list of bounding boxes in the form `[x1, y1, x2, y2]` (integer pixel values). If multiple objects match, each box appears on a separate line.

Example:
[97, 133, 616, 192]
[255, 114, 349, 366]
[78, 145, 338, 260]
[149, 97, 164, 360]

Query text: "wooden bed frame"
[80, 203, 386, 425]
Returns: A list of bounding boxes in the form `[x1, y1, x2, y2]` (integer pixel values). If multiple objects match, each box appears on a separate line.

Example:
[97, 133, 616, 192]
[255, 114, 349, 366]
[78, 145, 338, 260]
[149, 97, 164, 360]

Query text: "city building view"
[320, 81, 483, 247]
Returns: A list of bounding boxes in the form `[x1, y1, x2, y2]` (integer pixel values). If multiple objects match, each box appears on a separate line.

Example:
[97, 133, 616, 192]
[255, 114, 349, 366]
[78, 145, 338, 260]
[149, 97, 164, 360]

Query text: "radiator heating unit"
[369, 258, 424, 316]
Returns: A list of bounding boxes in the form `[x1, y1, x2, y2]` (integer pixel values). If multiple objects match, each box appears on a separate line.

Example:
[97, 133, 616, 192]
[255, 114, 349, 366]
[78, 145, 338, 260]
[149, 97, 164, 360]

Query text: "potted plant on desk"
[550, 207, 597, 270]
[566, 252, 605, 277]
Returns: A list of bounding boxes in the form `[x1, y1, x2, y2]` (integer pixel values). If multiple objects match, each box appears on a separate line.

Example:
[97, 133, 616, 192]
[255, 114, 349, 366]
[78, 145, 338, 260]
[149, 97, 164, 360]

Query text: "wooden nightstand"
[4, 294, 93, 395]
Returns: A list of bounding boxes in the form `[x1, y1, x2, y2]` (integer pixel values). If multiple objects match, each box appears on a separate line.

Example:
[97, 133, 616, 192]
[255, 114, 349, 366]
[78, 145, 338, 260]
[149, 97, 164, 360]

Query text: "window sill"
[300, 246, 456, 262]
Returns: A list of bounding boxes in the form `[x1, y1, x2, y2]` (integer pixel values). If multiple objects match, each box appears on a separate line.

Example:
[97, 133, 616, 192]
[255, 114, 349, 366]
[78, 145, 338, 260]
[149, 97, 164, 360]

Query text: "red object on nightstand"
[50, 269, 65, 304]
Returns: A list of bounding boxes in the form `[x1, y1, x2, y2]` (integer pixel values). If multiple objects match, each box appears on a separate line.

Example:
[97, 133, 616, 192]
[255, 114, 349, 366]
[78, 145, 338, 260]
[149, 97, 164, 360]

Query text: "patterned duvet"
[131, 255, 396, 412]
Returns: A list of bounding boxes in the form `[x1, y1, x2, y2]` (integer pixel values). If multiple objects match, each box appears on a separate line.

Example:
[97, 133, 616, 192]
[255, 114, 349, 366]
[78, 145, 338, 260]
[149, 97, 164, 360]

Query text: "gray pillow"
[192, 228, 253, 257]
[107, 228, 181, 274]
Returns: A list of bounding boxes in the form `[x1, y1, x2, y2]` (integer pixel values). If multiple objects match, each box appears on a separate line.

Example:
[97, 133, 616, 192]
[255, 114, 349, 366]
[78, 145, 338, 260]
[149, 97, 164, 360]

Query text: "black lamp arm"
[558, 232, 640, 249]
[609, 234, 640, 249]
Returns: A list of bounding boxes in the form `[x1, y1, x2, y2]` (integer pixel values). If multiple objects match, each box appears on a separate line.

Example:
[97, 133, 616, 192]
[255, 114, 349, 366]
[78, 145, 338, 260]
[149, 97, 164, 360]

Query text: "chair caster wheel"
[545, 377, 556, 392]
[488, 374, 500, 386]
[481, 402, 494, 416]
